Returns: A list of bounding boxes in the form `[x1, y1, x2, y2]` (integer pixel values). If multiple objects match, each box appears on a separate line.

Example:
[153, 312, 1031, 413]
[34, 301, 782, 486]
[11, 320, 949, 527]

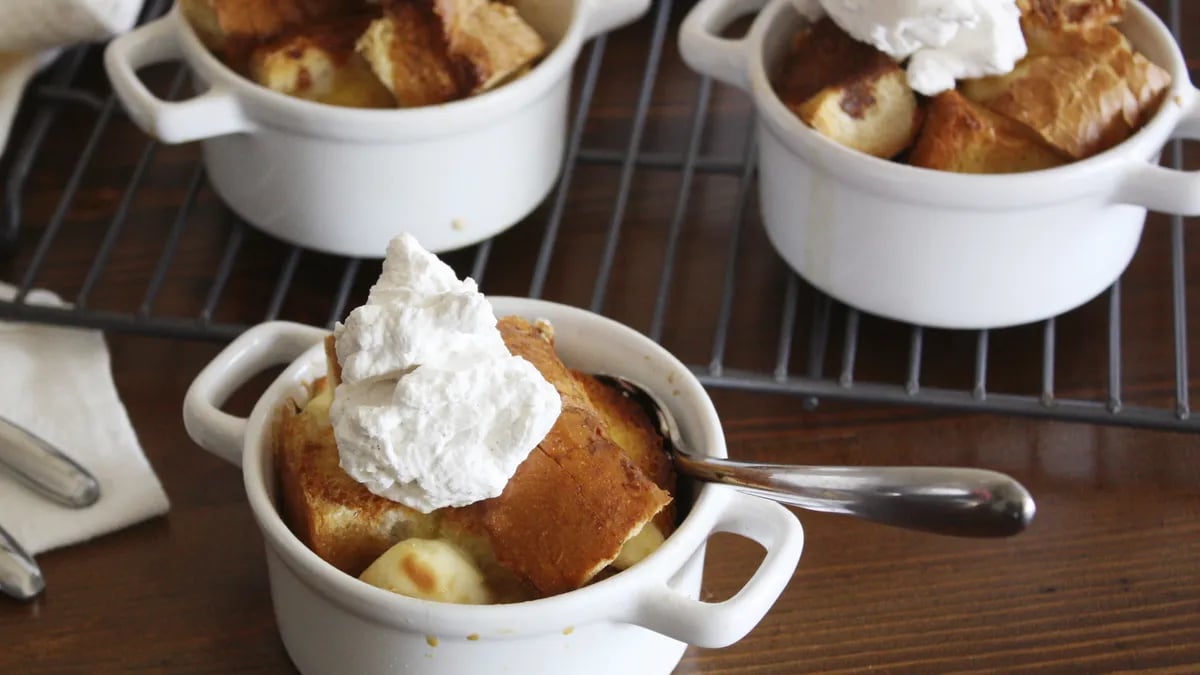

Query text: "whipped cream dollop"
[792, 0, 1027, 96]
[329, 234, 562, 513]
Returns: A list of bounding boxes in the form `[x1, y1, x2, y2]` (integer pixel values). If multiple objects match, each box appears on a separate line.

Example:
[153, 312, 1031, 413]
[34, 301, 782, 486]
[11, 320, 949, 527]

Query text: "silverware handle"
[0, 524, 43, 601]
[0, 416, 101, 509]
[674, 454, 1035, 538]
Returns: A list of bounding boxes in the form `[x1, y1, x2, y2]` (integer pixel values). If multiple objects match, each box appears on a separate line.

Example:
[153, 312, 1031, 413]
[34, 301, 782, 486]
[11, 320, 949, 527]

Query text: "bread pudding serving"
[777, 0, 1171, 173]
[179, 0, 546, 107]
[182, 238, 804, 671]
[273, 235, 676, 603]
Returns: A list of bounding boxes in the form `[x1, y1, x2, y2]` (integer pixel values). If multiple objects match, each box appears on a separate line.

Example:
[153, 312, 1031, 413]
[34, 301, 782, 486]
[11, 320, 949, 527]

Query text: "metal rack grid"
[0, 0, 1197, 432]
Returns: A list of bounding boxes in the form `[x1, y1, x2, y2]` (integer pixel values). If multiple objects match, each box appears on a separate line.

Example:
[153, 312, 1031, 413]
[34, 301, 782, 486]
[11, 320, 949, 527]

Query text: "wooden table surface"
[2, 1, 1199, 673]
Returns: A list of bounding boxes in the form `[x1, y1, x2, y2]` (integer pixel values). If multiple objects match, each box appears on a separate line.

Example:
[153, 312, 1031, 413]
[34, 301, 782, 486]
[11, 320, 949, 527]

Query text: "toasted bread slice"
[249, 15, 397, 108]
[571, 371, 676, 533]
[777, 18, 921, 159]
[515, 321, 677, 545]
[355, 1, 462, 106]
[355, 0, 545, 106]
[276, 317, 672, 600]
[276, 379, 531, 602]
[179, 0, 363, 58]
[436, 0, 545, 92]
[1115, 50, 1173, 126]
[1019, 12, 1128, 58]
[1018, 0, 1125, 30]
[275, 376, 438, 576]
[795, 71, 923, 159]
[961, 24, 1170, 159]
[448, 317, 671, 596]
[909, 91, 1067, 173]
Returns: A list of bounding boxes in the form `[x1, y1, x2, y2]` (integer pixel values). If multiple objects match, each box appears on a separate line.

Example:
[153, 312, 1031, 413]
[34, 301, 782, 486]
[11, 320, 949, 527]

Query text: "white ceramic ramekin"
[104, 0, 649, 257]
[680, 0, 1200, 329]
[182, 298, 804, 675]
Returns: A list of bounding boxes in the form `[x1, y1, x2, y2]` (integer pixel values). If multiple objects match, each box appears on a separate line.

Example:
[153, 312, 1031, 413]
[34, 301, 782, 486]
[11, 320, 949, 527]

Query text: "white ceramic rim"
[727, 0, 1200, 208]
[168, 0, 592, 141]
[239, 298, 738, 638]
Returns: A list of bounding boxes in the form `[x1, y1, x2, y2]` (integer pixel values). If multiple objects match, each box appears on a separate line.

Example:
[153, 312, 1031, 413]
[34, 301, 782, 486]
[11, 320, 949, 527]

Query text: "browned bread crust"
[776, 17, 898, 104]
[774, 0, 1168, 168]
[447, 317, 671, 597]
[323, 334, 341, 386]
[179, 0, 367, 59]
[571, 371, 676, 532]
[961, 23, 1170, 159]
[182, 0, 544, 107]
[434, 0, 543, 92]
[357, 0, 463, 106]
[910, 90, 1068, 173]
[355, 0, 545, 106]
[275, 377, 427, 576]
[248, 14, 397, 108]
[1018, 0, 1126, 31]
[777, 18, 922, 159]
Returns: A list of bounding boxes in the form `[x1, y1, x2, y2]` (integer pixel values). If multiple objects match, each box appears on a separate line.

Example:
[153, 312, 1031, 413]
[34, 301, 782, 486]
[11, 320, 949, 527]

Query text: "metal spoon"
[0, 415, 101, 509]
[0, 524, 43, 601]
[595, 375, 1036, 538]
[0, 416, 101, 601]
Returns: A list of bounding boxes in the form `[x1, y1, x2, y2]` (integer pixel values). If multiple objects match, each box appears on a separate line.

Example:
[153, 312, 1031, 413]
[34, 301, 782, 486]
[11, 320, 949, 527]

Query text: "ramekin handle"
[678, 0, 769, 92]
[627, 491, 804, 648]
[183, 322, 328, 467]
[1114, 88, 1200, 215]
[580, 0, 652, 40]
[103, 12, 255, 144]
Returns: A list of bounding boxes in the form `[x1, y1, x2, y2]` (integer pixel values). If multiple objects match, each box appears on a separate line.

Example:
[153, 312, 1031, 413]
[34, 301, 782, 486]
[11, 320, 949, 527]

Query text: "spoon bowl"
[595, 374, 1036, 538]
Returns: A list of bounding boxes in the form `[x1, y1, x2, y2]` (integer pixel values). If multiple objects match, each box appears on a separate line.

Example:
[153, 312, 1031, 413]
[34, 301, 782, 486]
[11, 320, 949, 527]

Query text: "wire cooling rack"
[0, 0, 1197, 432]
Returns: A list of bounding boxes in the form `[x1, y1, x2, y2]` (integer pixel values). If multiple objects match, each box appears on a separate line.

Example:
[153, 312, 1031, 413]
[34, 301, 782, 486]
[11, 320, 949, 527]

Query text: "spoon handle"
[673, 454, 1035, 537]
[0, 416, 101, 509]
[0, 523, 43, 601]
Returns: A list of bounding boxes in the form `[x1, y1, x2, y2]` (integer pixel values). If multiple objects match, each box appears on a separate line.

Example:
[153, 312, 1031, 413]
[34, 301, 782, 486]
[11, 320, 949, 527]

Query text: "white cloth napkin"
[0, 0, 145, 159]
[0, 284, 169, 555]
[0, 0, 144, 54]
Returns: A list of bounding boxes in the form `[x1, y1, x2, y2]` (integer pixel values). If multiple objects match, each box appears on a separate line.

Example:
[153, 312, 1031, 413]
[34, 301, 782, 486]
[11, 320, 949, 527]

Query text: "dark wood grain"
[2, 1, 1199, 672]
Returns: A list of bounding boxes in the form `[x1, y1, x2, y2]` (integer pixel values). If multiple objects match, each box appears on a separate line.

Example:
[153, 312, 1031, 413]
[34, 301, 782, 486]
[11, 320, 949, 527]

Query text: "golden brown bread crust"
[183, 0, 543, 108]
[275, 316, 672, 599]
[437, 0, 545, 92]
[248, 14, 397, 108]
[449, 406, 669, 597]
[1117, 51, 1173, 126]
[777, 18, 922, 159]
[358, 0, 464, 106]
[447, 317, 671, 597]
[355, 0, 545, 106]
[180, 0, 368, 62]
[275, 377, 426, 575]
[1019, 12, 1127, 59]
[794, 70, 923, 160]
[961, 24, 1170, 159]
[962, 54, 1131, 158]
[571, 371, 676, 533]
[910, 91, 1068, 174]
[1018, 0, 1125, 30]
[773, 0, 1167, 167]
[776, 18, 899, 105]
[323, 334, 341, 387]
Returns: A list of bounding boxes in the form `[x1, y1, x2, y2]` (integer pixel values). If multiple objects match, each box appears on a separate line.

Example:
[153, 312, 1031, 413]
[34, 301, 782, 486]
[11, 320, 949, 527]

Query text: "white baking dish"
[182, 297, 804, 675]
[104, 0, 650, 257]
[680, 0, 1200, 329]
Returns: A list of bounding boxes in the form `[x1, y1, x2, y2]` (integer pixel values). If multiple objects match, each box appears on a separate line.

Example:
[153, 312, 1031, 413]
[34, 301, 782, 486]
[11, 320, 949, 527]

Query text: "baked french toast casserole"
[274, 317, 679, 604]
